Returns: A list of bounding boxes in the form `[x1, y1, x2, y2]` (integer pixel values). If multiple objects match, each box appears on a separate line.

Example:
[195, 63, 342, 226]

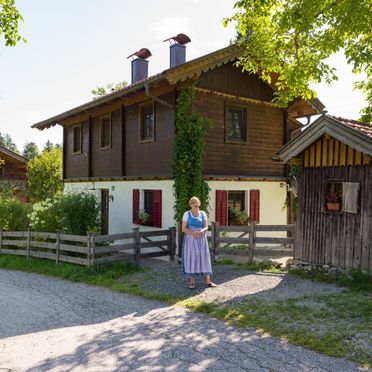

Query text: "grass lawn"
[0, 254, 371, 367]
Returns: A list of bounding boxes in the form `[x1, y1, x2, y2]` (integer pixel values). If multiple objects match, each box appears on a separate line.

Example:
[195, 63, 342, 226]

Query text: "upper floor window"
[140, 102, 155, 142]
[73, 124, 82, 154]
[226, 105, 246, 142]
[100, 115, 111, 149]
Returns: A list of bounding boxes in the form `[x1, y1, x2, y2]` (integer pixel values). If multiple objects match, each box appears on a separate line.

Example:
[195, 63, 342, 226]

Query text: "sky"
[0, 0, 367, 153]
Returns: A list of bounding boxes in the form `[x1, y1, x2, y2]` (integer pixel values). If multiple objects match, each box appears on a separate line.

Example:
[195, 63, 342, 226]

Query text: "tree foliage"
[224, 0, 372, 122]
[91, 81, 128, 99]
[22, 141, 39, 160]
[0, 131, 19, 153]
[172, 85, 212, 221]
[27, 147, 63, 202]
[0, 0, 25, 46]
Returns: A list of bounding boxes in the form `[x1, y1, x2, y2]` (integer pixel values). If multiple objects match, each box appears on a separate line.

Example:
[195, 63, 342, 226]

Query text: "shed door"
[101, 189, 109, 235]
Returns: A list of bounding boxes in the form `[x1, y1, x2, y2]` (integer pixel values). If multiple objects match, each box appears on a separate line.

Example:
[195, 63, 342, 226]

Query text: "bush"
[0, 197, 31, 231]
[28, 192, 100, 235]
[28, 195, 63, 232]
[59, 192, 100, 235]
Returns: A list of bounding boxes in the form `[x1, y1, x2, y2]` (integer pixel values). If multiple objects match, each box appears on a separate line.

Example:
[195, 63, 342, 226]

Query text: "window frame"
[100, 114, 112, 150]
[139, 101, 155, 143]
[72, 123, 82, 154]
[225, 103, 247, 143]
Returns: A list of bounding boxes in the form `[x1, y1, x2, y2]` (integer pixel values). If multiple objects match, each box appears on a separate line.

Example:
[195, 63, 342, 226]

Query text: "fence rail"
[0, 227, 176, 266]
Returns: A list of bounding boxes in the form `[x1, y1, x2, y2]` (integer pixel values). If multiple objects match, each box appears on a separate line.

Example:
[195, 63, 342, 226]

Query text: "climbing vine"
[172, 85, 212, 221]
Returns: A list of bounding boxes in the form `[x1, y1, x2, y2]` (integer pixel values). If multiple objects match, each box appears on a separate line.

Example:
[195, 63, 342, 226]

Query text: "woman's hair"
[188, 196, 201, 207]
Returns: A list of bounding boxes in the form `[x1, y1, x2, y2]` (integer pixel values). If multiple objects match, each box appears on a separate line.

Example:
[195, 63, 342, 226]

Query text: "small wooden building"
[277, 115, 372, 271]
[0, 145, 28, 201]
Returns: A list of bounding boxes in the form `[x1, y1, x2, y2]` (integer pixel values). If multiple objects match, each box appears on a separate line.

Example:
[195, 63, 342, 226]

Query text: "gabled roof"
[32, 44, 324, 130]
[277, 115, 372, 163]
[0, 145, 28, 164]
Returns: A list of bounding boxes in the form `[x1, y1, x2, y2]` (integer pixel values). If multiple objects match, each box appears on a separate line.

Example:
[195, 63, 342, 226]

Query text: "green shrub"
[59, 192, 100, 235]
[228, 207, 249, 225]
[28, 195, 63, 232]
[29, 192, 100, 235]
[0, 197, 31, 231]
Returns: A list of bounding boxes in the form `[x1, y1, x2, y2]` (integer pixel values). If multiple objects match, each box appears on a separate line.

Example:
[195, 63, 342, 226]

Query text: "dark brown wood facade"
[296, 164, 372, 271]
[63, 62, 290, 180]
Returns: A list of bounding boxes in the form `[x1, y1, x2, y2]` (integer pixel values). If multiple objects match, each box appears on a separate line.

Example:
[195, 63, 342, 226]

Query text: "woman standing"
[182, 196, 217, 289]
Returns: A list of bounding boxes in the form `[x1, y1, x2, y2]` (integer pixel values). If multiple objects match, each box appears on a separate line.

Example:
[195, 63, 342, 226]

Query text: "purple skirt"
[182, 233, 212, 276]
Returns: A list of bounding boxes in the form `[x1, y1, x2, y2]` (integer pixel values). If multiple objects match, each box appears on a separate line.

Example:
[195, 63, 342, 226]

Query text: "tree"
[0, 0, 25, 46]
[0, 132, 19, 153]
[43, 140, 62, 152]
[91, 81, 128, 99]
[224, 0, 372, 122]
[27, 147, 63, 202]
[22, 141, 39, 160]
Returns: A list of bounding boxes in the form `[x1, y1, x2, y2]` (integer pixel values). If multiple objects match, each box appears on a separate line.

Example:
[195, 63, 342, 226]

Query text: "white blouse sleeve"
[182, 211, 189, 222]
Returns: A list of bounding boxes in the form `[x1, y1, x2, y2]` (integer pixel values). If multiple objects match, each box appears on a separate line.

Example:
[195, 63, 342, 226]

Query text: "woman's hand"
[193, 230, 202, 238]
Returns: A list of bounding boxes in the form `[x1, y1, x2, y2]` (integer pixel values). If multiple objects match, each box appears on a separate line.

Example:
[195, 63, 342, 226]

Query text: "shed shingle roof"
[331, 116, 372, 138]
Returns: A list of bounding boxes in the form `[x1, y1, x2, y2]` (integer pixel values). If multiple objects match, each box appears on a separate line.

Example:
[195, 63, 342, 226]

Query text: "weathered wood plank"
[254, 225, 294, 232]
[59, 234, 88, 243]
[59, 255, 88, 265]
[140, 230, 171, 238]
[0, 249, 27, 256]
[93, 253, 132, 265]
[216, 237, 250, 244]
[94, 233, 133, 243]
[31, 232, 58, 239]
[59, 244, 88, 254]
[3, 231, 27, 238]
[30, 241, 55, 249]
[2, 239, 27, 247]
[94, 243, 134, 255]
[29, 251, 56, 260]
[140, 251, 170, 258]
[140, 240, 168, 249]
[255, 237, 294, 244]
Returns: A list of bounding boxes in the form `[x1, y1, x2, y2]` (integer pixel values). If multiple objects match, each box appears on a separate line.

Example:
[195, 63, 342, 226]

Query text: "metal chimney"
[163, 33, 191, 68]
[170, 44, 186, 68]
[127, 48, 152, 84]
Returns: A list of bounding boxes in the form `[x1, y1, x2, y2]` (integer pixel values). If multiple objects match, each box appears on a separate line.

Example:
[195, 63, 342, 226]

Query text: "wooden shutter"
[152, 190, 162, 228]
[342, 182, 359, 214]
[215, 190, 228, 225]
[133, 189, 140, 224]
[249, 190, 260, 223]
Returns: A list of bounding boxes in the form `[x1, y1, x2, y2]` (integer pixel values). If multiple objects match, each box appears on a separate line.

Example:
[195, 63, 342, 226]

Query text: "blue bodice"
[186, 211, 205, 230]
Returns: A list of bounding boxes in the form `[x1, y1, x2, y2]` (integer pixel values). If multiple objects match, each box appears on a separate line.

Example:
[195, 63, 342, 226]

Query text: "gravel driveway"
[0, 269, 363, 372]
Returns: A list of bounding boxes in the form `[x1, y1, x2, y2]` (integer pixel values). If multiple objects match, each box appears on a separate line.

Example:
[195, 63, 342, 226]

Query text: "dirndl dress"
[182, 210, 212, 276]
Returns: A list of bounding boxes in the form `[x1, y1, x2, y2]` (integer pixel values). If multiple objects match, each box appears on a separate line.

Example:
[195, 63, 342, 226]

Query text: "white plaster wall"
[64, 180, 287, 237]
[64, 181, 175, 234]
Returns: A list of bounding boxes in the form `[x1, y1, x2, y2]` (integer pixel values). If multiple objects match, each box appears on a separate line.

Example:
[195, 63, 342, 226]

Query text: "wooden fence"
[0, 227, 176, 266]
[177, 222, 294, 262]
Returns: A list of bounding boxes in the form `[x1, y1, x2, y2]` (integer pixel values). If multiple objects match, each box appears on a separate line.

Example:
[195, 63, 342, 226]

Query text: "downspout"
[144, 82, 174, 109]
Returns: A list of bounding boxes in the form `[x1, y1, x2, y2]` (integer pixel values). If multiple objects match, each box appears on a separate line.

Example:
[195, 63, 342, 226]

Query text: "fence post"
[169, 226, 176, 261]
[177, 221, 182, 258]
[249, 222, 256, 263]
[55, 231, 60, 265]
[132, 227, 140, 264]
[0, 228, 2, 254]
[90, 233, 96, 266]
[211, 222, 216, 261]
[214, 222, 220, 258]
[86, 232, 92, 266]
[26, 227, 31, 259]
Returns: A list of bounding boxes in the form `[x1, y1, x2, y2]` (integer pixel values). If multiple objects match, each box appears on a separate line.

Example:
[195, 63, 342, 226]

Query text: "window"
[100, 115, 111, 149]
[133, 189, 162, 227]
[228, 191, 248, 225]
[228, 191, 245, 211]
[140, 102, 155, 141]
[73, 124, 82, 154]
[325, 181, 359, 213]
[226, 105, 245, 142]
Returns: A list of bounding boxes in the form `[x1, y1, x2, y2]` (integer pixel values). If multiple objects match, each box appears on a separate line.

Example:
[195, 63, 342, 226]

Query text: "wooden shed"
[277, 115, 372, 272]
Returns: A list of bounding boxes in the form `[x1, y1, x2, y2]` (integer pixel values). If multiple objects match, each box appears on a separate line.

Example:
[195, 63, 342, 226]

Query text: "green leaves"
[0, 0, 25, 46]
[225, 0, 372, 121]
[172, 85, 212, 221]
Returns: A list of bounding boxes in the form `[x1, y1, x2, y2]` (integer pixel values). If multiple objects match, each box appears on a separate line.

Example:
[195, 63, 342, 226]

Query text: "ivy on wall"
[172, 85, 212, 221]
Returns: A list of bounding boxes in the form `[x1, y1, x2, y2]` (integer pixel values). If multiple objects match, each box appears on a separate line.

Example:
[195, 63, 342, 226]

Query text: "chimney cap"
[163, 33, 191, 45]
[127, 48, 152, 60]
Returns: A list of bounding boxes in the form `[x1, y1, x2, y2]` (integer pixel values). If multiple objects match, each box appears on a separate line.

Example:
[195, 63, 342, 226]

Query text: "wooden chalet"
[0, 145, 28, 201]
[277, 114, 372, 271]
[32, 43, 324, 234]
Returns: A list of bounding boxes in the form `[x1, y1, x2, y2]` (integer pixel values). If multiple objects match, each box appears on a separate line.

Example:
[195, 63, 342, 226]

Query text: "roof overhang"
[0, 146, 28, 164]
[277, 115, 372, 163]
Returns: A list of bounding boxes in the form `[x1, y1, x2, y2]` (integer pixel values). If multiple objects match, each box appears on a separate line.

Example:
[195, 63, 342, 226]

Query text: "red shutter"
[215, 190, 228, 225]
[152, 190, 162, 228]
[249, 190, 260, 223]
[133, 189, 140, 224]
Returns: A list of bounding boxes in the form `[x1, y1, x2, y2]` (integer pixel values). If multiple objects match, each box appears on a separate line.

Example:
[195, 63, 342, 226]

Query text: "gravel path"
[121, 258, 343, 306]
[0, 269, 363, 372]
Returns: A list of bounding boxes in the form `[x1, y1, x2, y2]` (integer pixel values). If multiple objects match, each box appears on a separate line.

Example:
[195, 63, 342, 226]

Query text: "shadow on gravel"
[24, 303, 360, 372]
